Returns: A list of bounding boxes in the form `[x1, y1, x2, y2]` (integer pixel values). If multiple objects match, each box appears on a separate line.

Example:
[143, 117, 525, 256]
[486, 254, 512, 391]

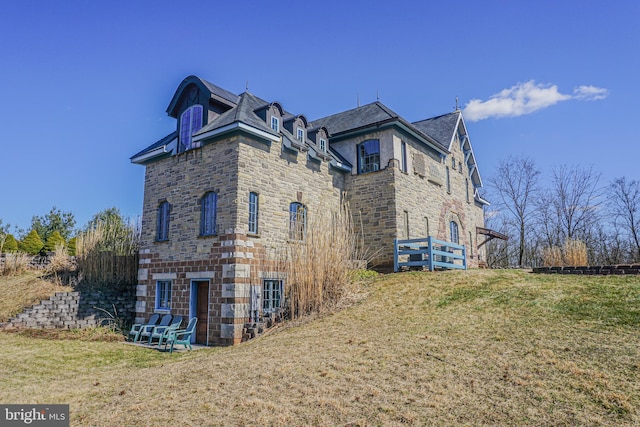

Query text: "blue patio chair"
[128, 313, 160, 342]
[138, 314, 172, 343]
[148, 315, 183, 346]
[165, 317, 198, 353]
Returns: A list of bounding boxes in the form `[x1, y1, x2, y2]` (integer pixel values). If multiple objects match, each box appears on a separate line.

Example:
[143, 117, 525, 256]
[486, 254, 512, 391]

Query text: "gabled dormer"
[307, 126, 331, 161]
[165, 76, 239, 153]
[283, 114, 308, 151]
[254, 101, 284, 133]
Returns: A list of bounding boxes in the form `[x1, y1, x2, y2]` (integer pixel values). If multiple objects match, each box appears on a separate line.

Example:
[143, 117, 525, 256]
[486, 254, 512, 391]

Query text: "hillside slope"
[0, 269, 638, 426]
[0, 271, 71, 322]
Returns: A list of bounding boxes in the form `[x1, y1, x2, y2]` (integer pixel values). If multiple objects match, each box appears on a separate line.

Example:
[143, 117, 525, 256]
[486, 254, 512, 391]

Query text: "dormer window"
[319, 138, 327, 152]
[271, 116, 280, 132]
[180, 105, 203, 151]
[297, 127, 305, 142]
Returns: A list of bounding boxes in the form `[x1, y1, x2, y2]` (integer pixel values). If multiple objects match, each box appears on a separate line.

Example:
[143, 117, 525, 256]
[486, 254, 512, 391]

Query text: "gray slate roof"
[130, 131, 177, 160]
[199, 78, 240, 105]
[412, 111, 460, 151]
[312, 102, 400, 136]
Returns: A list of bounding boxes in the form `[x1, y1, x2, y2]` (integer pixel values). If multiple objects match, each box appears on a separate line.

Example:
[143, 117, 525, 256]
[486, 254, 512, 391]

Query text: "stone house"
[131, 75, 489, 345]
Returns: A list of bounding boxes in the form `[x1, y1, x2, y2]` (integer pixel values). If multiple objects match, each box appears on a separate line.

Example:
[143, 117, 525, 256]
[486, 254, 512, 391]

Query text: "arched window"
[180, 104, 203, 151]
[156, 201, 170, 241]
[450, 221, 459, 244]
[200, 192, 217, 236]
[248, 192, 259, 234]
[289, 202, 307, 241]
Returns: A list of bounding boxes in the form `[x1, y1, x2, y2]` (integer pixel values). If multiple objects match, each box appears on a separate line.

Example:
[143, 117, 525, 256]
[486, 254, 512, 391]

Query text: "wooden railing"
[394, 237, 466, 272]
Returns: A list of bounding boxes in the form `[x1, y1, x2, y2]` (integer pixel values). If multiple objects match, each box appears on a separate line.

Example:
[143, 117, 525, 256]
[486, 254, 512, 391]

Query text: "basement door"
[190, 280, 210, 345]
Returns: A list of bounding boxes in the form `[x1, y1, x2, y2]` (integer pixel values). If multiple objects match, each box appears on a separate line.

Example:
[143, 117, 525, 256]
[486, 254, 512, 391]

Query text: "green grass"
[0, 269, 638, 426]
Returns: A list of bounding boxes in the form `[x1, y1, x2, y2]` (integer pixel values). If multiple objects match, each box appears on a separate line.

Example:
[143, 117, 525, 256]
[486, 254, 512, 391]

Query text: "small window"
[248, 192, 259, 234]
[403, 211, 410, 239]
[450, 221, 459, 244]
[289, 202, 307, 241]
[297, 127, 305, 142]
[401, 141, 408, 173]
[156, 201, 170, 241]
[424, 217, 429, 237]
[271, 116, 280, 132]
[319, 138, 327, 152]
[466, 178, 470, 203]
[262, 279, 283, 313]
[156, 280, 172, 311]
[451, 157, 456, 168]
[358, 139, 380, 174]
[200, 192, 217, 236]
[458, 161, 463, 173]
[180, 105, 203, 151]
[446, 167, 451, 193]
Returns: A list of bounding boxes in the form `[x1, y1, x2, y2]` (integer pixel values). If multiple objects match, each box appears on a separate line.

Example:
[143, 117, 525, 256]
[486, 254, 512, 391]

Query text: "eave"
[193, 122, 280, 146]
[131, 138, 177, 164]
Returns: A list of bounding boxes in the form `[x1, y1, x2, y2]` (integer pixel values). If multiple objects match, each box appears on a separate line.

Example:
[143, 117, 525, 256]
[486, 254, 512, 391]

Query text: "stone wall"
[533, 265, 640, 275]
[3, 287, 136, 329]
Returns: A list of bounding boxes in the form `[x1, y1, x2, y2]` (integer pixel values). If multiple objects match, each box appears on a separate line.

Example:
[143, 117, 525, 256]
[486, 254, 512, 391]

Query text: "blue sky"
[1, 0, 637, 234]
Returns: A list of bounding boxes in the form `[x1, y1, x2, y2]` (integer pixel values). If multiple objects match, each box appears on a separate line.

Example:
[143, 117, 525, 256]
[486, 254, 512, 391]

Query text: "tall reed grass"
[76, 217, 140, 287]
[259, 200, 376, 319]
[0, 253, 31, 276]
[542, 238, 588, 267]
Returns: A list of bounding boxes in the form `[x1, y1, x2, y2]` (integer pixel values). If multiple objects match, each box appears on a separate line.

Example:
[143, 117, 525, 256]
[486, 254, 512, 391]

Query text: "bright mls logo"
[1, 405, 69, 426]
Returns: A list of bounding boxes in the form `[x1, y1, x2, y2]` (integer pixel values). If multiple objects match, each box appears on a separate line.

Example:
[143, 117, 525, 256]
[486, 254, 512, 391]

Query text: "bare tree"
[608, 177, 640, 261]
[547, 164, 602, 243]
[489, 156, 540, 266]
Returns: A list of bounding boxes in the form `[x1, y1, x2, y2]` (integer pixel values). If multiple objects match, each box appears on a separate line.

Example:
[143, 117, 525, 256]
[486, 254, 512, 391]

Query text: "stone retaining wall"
[2, 288, 136, 329]
[533, 265, 640, 275]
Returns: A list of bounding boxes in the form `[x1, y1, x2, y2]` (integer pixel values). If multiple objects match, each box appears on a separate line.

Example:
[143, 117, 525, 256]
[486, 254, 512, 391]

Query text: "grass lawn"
[0, 269, 638, 426]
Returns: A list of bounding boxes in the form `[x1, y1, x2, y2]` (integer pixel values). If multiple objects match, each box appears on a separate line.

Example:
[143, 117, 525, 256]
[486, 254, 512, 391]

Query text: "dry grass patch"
[0, 271, 71, 322]
[0, 270, 638, 426]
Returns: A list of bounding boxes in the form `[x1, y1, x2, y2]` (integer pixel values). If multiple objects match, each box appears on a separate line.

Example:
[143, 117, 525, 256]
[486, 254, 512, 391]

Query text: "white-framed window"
[248, 192, 259, 234]
[319, 138, 327, 152]
[357, 139, 380, 174]
[156, 201, 170, 241]
[262, 279, 283, 313]
[180, 104, 203, 151]
[156, 280, 172, 311]
[271, 116, 280, 132]
[297, 127, 305, 142]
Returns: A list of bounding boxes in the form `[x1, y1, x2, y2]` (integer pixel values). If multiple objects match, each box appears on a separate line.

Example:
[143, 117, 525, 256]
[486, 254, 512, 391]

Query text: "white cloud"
[463, 80, 608, 121]
[573, 85, 609, 101]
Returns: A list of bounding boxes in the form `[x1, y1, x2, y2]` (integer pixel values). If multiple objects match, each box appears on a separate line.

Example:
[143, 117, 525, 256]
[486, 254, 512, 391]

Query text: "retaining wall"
[533, 265, 640, 275]
[2, 287, 136, 329]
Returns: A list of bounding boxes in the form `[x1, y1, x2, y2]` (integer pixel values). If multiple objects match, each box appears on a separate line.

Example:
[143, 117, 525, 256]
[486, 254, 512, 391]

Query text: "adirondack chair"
[148, 315, 183, 346]
[165, 317, 198, 353]
[128, 313, 160, 342]
[138, 314, 172, 343]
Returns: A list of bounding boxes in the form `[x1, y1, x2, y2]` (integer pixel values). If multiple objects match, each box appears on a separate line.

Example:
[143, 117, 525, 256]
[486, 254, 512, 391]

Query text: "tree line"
[0, 207, 136, 256]
[485, 156, 640, 267]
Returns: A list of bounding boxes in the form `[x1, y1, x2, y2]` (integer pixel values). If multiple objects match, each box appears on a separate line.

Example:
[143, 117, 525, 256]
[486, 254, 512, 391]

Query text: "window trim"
[319, 138, 327, 152]
[200, 191, 218, 236]
[179, 104, 204, 152]
[357, 139, 381, 174]
[248, 191, 259, 235]
[450, 221, 459, 244]
[296, 127, 305, 142]
[289, 202, 307, 241]
[155, 280, 172, 311]
[271, 116, 280, 132]
[156, 201, 170, 242]
[262, 279, 284, 313]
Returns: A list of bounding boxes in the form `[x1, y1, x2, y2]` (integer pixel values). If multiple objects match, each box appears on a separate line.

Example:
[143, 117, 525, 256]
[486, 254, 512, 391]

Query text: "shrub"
[45, 231, 65, 252]
[3, 234, 18, 253]
[66, 236, 77, 256]
[19, 230, 44, 255]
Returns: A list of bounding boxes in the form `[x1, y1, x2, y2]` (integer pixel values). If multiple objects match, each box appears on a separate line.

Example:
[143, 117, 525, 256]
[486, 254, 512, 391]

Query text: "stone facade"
[131, 76, 489, 346]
